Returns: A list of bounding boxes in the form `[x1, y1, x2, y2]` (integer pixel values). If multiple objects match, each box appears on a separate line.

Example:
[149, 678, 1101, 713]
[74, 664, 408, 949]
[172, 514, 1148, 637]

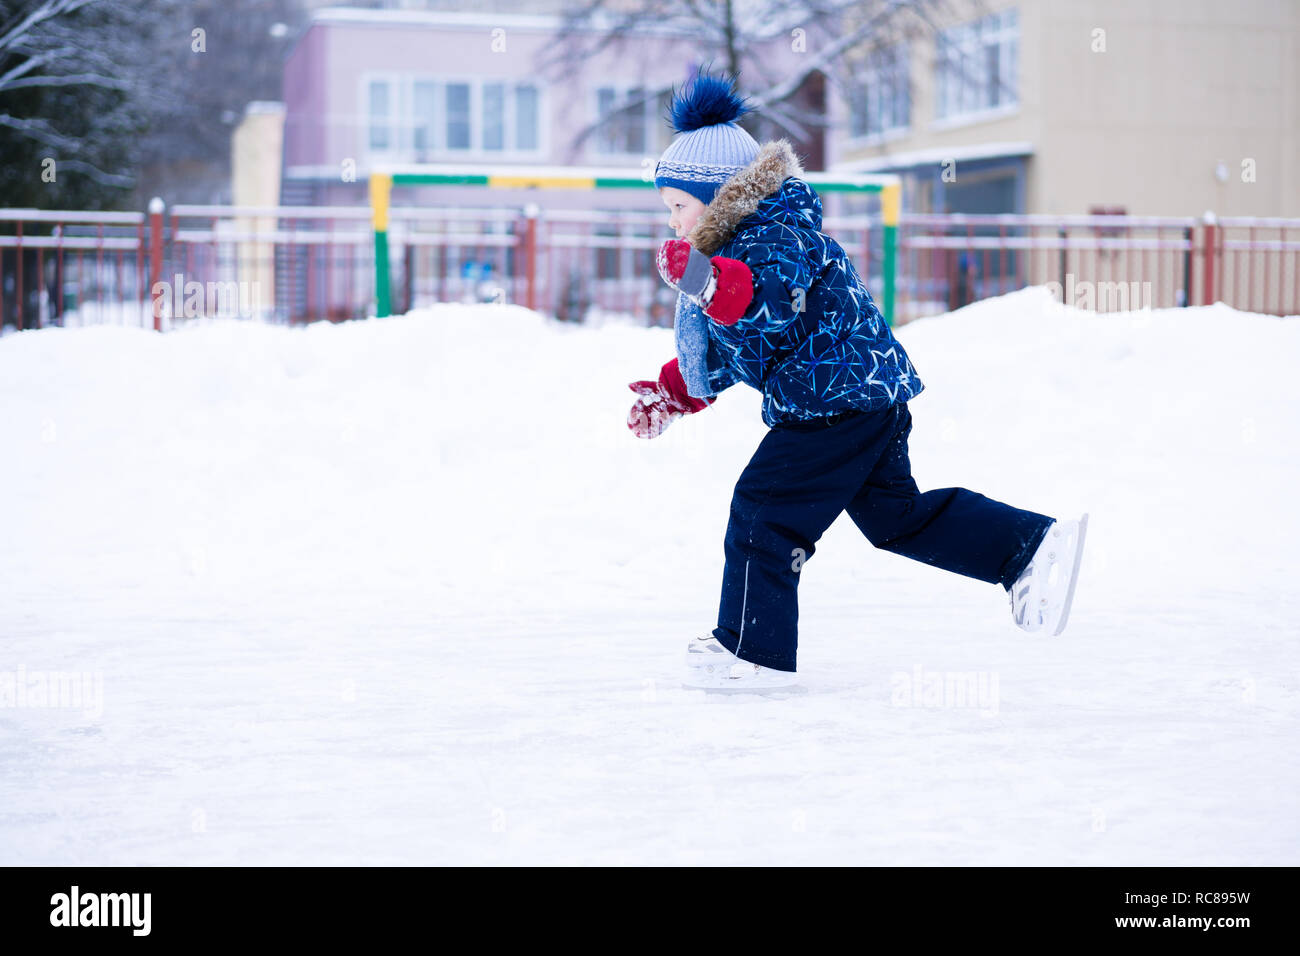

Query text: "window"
[935, 8, 1018, 121]
[446, 83, 471, 150]
[483, 82, 505, 151]
[413, 80, 437, 156]
[365, 77, 543, 158]
[596, 88, 617, 152]
[595, 85, 655, 155]
[624, 86, 646, 154]
[849, 44, 910, 138]
[368, 80, 392, 150]
[516, 83, 539, 150]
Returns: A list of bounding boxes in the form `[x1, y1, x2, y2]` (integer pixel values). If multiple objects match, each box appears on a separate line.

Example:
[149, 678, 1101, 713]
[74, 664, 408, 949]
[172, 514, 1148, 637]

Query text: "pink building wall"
[281, 10, 713, 213]
[282, 24, 328, 169]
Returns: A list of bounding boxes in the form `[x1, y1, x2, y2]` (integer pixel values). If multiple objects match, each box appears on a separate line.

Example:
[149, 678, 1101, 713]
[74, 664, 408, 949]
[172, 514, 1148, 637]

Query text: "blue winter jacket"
[674, 139, 923, 427]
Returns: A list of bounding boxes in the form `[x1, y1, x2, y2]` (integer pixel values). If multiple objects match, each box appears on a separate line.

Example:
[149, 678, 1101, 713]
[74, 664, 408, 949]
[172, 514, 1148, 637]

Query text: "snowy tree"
[538, 0, 955, 164]
[0, 0, 151, 206]
[0, 0, 307, 209]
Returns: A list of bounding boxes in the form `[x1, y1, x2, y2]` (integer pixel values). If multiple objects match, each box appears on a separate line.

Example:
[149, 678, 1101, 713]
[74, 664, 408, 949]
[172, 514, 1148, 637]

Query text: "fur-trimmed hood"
[685, 138, 806, 256]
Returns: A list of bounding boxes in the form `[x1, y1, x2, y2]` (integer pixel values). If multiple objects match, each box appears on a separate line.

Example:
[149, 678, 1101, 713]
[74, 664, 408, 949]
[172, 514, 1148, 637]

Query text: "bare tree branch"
[0, 0, 96, 57]
[535, 0, 689, 78]
[1, 70, 130, 91]
[0, 110, 79, 149]
[45, 155, 133, 186]
[748, 0, 911, 109]
[0, 47, 53, 86]
[545, 0, 950, 166]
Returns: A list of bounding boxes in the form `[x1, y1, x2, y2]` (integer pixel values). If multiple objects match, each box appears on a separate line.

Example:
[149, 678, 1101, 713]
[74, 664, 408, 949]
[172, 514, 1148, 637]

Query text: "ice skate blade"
[1052, 512, 1089, 636]
[681, 681, 807, 697]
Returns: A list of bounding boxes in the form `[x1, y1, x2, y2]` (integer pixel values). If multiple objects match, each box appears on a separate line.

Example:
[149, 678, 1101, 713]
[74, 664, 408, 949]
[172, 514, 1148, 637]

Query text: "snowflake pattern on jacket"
[676, 138, 924, 427]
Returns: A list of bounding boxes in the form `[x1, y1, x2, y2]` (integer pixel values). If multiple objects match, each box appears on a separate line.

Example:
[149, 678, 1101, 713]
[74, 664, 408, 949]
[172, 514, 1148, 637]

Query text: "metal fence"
[1207, 217, 1300, 317]
[164, 204, 374, 324]
[0, 209, 150, 329]
[2, 205, 1297, 332]
[896, 213, 1199, 321]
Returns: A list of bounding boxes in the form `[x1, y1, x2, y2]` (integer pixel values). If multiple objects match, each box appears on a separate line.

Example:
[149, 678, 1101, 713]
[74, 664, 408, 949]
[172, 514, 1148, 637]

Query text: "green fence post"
[370, 173, 392, 317]
[881, 183, 900, 327]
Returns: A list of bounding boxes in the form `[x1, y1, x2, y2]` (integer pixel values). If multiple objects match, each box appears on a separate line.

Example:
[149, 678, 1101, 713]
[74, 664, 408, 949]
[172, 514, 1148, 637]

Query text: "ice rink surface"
[2, 288, 1296, 864]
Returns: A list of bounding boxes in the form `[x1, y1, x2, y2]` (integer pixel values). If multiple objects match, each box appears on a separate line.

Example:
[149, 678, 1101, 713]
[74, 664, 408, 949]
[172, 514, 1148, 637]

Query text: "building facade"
[279, 6, 834, 208]
[830, 0, 1300, 218]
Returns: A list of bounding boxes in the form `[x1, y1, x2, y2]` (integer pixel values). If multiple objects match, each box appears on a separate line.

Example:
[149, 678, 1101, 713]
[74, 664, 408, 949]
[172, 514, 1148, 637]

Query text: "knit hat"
[654, 70, 761, 207]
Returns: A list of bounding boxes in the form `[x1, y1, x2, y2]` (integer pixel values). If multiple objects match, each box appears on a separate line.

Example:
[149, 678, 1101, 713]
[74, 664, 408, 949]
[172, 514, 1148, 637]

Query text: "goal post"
[368, 163, 902, 324]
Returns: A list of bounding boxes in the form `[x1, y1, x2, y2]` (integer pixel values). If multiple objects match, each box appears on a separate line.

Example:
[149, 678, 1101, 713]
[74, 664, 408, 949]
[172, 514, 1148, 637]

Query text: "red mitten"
[627, 357, 714, 439]
[703, 256, 754, 325]
[655, 239, 754, 326]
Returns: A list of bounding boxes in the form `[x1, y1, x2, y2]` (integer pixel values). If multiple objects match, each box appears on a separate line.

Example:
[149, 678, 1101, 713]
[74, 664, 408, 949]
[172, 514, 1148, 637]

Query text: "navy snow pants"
[712, 402, 1054, 672]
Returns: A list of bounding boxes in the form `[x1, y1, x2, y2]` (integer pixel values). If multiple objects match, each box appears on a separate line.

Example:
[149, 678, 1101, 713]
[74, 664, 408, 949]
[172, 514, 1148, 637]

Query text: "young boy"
[627, 72, 1087, 690]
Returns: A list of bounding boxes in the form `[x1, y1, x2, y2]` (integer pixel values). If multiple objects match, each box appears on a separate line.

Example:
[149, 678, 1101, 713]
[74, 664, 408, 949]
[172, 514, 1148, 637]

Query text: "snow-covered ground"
[2, 287, 1297, 865]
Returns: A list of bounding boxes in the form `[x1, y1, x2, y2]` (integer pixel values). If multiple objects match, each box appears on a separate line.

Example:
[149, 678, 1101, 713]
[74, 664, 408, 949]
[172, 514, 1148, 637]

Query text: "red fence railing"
[3, 206, 1297, 332]
[896, 213, 1200, 321]
[1203, 216, 1300, 317]
[0, 209, 151, 330]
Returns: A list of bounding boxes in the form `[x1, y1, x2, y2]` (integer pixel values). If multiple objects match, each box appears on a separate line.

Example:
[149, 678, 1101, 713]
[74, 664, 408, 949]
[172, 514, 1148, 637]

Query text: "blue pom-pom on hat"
[668, 71, 754, 132]
[655, 68, 761, 207]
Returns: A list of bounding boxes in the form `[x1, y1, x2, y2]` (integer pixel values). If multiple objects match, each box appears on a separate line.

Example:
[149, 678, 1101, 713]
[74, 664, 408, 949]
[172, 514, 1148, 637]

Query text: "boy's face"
[659, 186, 706, 239]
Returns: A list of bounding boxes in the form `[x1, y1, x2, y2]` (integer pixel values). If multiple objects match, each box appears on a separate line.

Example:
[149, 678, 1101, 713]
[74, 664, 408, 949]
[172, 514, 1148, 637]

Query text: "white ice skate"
[683, 633, 799, 691]
[1009, 514, 1089, 636]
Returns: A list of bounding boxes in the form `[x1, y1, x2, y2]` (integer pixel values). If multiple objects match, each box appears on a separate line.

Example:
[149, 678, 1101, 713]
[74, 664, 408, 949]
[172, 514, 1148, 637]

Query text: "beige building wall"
[232, 102, 286, 315]
[1036, 0, 1298, 216]
[834, 0, 1299, 217]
